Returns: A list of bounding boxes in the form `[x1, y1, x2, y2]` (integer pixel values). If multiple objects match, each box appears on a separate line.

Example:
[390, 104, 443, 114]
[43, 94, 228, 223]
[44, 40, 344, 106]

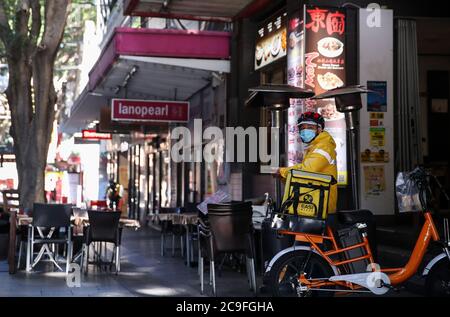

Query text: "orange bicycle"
[264, 167, 450, 297]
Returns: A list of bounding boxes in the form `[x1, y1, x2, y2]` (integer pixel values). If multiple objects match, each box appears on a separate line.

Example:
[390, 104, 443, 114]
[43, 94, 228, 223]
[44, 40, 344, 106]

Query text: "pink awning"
[89, 27, 231, 91]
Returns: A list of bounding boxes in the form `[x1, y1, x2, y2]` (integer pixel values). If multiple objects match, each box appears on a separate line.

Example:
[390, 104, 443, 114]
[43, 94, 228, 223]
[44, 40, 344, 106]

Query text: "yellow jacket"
[279, 131, 338, 214]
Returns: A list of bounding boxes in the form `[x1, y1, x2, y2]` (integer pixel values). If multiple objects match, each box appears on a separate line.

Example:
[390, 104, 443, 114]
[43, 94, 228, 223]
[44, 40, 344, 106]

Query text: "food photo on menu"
[317, 37, 344, 58]
[254, 16, 287, 70]
[271, 33, 282, 57]
[317, 72, 345, 91]
[255, 44, 264, 67]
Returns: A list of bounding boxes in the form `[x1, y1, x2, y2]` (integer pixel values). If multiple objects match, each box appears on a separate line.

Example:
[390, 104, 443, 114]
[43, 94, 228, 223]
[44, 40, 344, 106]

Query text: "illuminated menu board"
[255, 12, 287, 70]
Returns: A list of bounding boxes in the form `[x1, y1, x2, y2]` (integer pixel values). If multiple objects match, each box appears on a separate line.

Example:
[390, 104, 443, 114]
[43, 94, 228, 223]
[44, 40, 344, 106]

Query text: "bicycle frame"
[277, 211, 441, 291]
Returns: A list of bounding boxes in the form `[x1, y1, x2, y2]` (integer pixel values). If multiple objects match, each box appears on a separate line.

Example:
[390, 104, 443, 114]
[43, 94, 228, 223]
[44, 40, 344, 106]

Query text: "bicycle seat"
[337, 209, 374, 225]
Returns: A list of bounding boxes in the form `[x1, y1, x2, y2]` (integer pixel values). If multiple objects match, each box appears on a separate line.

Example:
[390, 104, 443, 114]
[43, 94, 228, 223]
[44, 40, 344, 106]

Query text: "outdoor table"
[152, 213, 198, 265]
[8, 212, 140, 274]
[16, 214, 141, 228]
[149, 212, 199, 266]
[179, 213, 199, 267]
[150, 212, 198, 225]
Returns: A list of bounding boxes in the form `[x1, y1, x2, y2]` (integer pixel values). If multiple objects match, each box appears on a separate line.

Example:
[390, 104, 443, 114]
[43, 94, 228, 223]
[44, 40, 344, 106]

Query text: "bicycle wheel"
[425, 258, 450, 297]
[266, 250, 335, 297]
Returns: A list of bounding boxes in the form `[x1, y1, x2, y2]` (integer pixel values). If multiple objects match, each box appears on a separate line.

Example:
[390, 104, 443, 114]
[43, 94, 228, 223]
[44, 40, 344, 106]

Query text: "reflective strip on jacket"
[279, 131, 338, 214]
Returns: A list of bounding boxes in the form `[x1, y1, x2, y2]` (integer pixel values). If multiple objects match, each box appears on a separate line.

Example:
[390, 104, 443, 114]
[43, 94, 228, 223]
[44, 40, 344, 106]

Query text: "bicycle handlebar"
[409, 166, 450, 213]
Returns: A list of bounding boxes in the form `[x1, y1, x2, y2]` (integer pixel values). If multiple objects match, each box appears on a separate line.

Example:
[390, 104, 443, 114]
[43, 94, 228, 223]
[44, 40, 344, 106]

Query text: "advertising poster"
[370, 127, 386, 147]
[364, 165, 386, 196]
[361, 149, 390, 163]
[303, 5, 348, 185]
[367, 81, 387, 112]
[255, 12, 287, 71]
[370, 112, 384, 127]
[287, 12, 305, 167]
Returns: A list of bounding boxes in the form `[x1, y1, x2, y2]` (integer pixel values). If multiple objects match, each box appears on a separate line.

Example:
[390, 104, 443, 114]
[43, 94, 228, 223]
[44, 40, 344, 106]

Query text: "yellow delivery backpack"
[272, 169, 335, 235]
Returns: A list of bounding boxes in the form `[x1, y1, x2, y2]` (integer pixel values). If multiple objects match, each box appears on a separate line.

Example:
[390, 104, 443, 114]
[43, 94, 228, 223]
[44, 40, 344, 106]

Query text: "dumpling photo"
[317, 72, 344, 90]
[317, 37, 344, 58]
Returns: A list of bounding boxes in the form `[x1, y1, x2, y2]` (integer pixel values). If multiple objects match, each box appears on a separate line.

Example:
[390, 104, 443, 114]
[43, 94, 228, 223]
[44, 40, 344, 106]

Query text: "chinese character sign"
[326, 11, 345, 35]
[305, 8, 328, 33]
[304, 5, 348, 185]
[304, 6, 346, 95]
[306, 7, 345, 36]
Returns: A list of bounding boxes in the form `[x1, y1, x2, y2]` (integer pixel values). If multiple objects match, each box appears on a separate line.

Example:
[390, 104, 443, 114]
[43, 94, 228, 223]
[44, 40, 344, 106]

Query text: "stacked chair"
[198, 201, 257, 296]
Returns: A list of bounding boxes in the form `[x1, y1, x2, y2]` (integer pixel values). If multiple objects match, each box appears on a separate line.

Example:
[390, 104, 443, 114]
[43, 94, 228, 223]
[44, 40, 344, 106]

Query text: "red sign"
[304, 5, 346, 95]
[82, 130, 112, 140]
[305, 7, 345, 36]
[111, 99, 189, 123]
[303, 5, 348, 185]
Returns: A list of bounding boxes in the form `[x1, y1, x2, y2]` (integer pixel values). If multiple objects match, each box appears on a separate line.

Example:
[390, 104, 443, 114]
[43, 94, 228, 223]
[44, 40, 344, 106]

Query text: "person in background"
[106, 179, 123, 211]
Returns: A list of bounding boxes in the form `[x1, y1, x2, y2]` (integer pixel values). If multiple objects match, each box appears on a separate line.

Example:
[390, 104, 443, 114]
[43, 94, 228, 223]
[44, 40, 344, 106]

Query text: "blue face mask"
[300, 129, 317, 144]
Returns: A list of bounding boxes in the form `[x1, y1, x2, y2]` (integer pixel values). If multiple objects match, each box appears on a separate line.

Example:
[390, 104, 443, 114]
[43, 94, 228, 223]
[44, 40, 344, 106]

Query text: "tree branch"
[41, 0, 71, 56]
[15, 0, 30, 39]
[30, 0, 41, 45]
[0, 2, 12, 45]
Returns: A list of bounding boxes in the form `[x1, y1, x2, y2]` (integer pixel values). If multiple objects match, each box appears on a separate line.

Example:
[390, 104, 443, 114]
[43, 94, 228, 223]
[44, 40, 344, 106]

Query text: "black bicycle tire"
[266, 249, 335, 297]
[425, 257, 450, 297]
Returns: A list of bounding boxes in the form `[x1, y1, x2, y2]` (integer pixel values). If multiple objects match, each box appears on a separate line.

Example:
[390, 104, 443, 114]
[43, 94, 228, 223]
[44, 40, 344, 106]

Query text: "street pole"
[271, 108, 283, 209]
[345, 112, 360, 210]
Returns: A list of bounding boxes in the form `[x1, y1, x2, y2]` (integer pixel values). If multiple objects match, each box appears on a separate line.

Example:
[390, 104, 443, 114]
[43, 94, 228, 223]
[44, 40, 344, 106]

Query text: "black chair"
[81, 210, 122, 274]
[0, 211, 10, 261]
[16, 223, 29, 270]
[28, 203, 73, 273]
[199, 202, 257, 296]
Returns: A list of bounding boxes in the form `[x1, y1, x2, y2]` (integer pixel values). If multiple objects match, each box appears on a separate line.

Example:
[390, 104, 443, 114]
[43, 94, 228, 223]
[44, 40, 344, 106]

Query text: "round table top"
[16, 214, 141, 229]
[150, 212, 198, 226]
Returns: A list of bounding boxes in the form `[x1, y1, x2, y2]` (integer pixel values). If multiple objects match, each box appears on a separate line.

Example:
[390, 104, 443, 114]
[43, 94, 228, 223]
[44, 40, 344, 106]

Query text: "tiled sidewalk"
[0, 227, 262, 297]
[0, 226, 423, 297]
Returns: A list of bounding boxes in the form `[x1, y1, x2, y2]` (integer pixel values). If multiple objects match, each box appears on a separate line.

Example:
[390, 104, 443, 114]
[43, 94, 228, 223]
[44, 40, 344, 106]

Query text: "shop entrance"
[417, 18, 450, 212]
